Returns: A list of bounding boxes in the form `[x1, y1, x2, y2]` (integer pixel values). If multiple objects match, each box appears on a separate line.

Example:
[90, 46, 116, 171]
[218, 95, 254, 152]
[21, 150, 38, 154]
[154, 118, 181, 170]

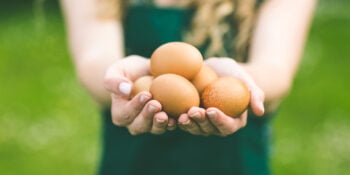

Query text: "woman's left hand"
[178, 57, 265, 136]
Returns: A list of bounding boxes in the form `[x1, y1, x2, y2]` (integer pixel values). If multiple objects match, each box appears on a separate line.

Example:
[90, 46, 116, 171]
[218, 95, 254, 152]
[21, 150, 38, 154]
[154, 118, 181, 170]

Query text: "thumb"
[249, 87, 265, 117]
[104, 64, 133, 97]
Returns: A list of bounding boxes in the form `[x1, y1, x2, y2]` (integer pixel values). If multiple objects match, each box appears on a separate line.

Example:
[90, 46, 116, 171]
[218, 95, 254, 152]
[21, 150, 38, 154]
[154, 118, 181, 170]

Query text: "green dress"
[99, 4, 273, 175]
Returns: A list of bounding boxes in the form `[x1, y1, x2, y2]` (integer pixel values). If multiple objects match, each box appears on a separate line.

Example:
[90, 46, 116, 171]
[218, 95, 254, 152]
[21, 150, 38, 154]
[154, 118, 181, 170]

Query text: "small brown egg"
[150, 74, 200, 118]
[131, 76, 154, 98]
[150, 42, 203, 80]
[191, 65, 218, 94]
[202, 77, 250, 117]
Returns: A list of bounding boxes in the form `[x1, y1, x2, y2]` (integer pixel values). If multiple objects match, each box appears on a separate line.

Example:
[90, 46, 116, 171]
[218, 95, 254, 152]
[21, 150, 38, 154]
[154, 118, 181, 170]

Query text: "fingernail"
[190, 112, 200, 118]
[148, 105, 157, 113]
[156, 118, 165, 123]
[139, 95, 149, 103]
[119, 82, 131, 95]
[207, 111, 216, 119]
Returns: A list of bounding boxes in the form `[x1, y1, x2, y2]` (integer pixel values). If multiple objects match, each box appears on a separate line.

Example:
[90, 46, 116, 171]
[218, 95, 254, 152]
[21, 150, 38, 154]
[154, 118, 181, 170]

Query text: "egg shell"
[202, 77, 250, 117]
[131, 76, 154, 98]
[191, 65, 218, 94]
[150, 74, 200, 118]
[150, 42, 203, 80]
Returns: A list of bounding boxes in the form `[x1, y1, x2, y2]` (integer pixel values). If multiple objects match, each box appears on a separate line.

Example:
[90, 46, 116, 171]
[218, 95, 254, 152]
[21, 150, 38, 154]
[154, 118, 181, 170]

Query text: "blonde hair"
[98, 0, 258, 62]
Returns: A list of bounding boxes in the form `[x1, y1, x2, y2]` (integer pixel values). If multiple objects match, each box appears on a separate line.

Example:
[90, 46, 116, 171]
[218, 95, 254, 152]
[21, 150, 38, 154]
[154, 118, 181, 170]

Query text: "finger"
[104, 55, 150, 97]
[188, 107, 217, 134]
[249, 87, 265, 116]
[111, 91, 151, 126]
[127, 100, 161, 135]
[126, 91, 153, 117]
[233, 111, 248, 128]
[206, 107, 241, 136]
[167, 117, 177, 131]
[205, 58, 265, 116]
[121, 55, 150, 81]
[234, 65, 265, 116]
[150, 112, 169, 135]
[178, 114, 202, 135]
[104, 62, 133, 97]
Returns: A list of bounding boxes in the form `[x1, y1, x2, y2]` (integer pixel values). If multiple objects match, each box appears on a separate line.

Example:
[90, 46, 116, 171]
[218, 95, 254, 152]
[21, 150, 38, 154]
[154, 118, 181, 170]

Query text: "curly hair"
[98, 0, 258, 62]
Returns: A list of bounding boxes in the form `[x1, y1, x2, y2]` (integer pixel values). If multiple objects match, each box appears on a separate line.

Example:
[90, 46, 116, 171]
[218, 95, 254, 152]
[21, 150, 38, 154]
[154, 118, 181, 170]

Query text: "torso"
[99, 2, 273, 175]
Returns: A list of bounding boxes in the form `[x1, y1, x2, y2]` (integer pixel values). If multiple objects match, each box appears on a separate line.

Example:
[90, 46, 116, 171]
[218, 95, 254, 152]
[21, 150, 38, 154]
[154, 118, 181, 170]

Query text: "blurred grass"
[272, 1, 350, 175]
[0, 0, 349, 175]
[0, 1, 100, 175]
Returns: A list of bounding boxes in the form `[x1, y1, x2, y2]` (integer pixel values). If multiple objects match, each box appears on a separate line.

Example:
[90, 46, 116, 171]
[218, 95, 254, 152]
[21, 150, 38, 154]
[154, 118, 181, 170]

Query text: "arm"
[244, 0, 317, 111]
[60, 0, 123, 106]
[180, 0, 317, 136]
[61, 0, 176, 134]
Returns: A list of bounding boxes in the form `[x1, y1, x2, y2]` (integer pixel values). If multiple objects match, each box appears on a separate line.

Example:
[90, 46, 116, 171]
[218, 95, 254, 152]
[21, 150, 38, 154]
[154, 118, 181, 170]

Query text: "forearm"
[244, 0, 317, 108]
[75, 55, 115, 107]
[61, 0, 124, 107]
[72, 21, 124, 107]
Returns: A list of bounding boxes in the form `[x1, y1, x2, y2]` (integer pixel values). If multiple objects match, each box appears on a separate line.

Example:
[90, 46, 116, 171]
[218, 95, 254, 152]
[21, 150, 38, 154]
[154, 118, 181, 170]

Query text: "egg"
[202, 77, 250, 117]
[150, 74, 200, 118]
[131, 76, 153, 98]
[191, 65, 218, 94]
[150, 42, 203, 80]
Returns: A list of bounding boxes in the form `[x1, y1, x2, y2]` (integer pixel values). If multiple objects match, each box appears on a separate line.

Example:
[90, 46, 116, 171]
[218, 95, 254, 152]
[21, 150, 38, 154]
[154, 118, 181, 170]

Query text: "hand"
[178, 57, 265, 136]
[104, 55, 177, 135]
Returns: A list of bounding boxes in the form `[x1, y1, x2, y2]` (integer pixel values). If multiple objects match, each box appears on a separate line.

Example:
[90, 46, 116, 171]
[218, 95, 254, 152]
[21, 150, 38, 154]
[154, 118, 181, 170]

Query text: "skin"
[61, 0, 317, 136]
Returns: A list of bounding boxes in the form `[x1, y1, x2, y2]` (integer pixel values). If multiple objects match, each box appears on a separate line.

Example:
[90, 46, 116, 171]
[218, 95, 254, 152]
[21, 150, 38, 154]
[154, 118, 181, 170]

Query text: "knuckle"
[112, 113, 134, 126]
[128, 127, 147, 135]
[221, 126, 237, 136]
[187, 122, 195, 128]
[228, 126, 237, 134]
[103, 76, 115, 91]
[205, 128, 216, 135]
[155, 122, 167, 128]
[136, 127, 148, 134]
[112, 117, 123, 126]
[123, 114, 133, 123]
[200, 130, 210, 136]
[194, 114, 206, 122]
[216, 122, 226, 129]
[129, 130, 140, 136]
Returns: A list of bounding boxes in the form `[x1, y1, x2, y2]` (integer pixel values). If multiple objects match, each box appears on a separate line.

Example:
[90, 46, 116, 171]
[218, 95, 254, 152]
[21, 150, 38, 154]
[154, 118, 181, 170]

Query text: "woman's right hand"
[104, 55, 176, 135]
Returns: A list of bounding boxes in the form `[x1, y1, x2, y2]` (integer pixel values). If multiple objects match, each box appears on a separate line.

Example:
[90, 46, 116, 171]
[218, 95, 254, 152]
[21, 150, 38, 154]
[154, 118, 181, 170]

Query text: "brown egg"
[202, 77, 250, 117]
[150, 42, 203, 80]
[191, 65, 218, 94]
[131, 76, 153, 98]
[150, 74, 200, 118]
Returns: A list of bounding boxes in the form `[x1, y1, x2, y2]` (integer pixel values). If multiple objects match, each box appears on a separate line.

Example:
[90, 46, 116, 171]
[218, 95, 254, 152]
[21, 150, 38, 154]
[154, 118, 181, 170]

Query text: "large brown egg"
[150, 74, 200, 118]
[131, 76, 154, 98]
[202, 77, 250, 117]
[150, 42, 203, 80]
[191, 65, 218, 94]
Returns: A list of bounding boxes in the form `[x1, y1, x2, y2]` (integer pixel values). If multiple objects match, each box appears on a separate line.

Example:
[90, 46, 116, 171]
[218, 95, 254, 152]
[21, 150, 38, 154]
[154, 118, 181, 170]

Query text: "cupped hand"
[104, 55, 176, 135]
[178, 57, 265, 136]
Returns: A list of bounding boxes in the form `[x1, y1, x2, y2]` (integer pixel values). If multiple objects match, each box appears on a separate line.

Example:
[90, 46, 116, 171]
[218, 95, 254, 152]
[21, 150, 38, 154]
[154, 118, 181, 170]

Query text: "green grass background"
[0, 0, 349, 174]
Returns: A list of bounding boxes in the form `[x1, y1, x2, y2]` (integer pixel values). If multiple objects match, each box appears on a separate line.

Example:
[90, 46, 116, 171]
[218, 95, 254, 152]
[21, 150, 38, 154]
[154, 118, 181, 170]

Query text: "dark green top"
[99, 5, 273, 175]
